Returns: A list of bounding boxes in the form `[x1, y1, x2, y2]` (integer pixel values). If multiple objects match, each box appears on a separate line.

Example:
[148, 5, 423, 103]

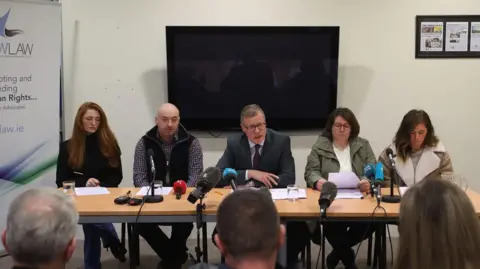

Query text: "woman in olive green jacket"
[304, 107, 376, 269]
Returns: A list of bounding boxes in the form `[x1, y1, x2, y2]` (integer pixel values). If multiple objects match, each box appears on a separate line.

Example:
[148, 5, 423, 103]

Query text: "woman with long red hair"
[56, 102, 126, 269]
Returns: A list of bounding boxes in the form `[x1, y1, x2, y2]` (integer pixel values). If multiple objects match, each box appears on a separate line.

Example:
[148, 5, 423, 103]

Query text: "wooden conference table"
[72, 187, 480, 269]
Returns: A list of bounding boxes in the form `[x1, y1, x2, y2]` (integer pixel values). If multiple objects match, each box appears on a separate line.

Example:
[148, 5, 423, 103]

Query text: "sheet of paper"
[75, 187, 110, 196]
[336, 189, 364, 199]
[470, 22, 480, 51]
[136, 186, 173, 196]
[269, 188, 307, 200]
[445, 22, 469, 52]
[420, 22, 444, 52]
[399, 186, 409, 196]
[328, 172, 360, 189]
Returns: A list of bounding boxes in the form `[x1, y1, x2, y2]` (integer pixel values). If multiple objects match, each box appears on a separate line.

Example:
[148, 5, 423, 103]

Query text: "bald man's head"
[155, 103, 180, 140]
[156, 103, 180, 118]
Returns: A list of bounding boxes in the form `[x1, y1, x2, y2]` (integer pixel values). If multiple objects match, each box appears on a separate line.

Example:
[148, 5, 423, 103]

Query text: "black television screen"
[166, 26, 339, 131]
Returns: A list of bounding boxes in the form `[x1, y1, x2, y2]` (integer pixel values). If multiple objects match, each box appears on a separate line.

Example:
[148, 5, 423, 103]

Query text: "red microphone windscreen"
[174, 180, 187, 194]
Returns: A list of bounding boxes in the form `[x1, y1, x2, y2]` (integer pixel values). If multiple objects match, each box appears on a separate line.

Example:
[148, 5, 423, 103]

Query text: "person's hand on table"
[358, 179, 370, 193]
[315, 179, 327, 191]
[86, 178, 100, 187]
[248, 170, 278, 189]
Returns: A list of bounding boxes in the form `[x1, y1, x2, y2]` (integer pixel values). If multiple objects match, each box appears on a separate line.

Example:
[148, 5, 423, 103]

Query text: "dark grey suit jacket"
[216, 128, 295, 188]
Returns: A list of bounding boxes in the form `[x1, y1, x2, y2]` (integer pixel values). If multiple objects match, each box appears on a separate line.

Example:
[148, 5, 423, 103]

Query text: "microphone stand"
[369, 179, 375, 198]
[189, 194, 208, 264]
[381, 168, 401, 203]
[319, 209, 327, 269]
[144, 165, 163, 203]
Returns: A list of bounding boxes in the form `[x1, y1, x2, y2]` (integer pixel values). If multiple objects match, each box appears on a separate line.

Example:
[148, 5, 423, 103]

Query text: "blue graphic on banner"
[0, 9, 23, 38]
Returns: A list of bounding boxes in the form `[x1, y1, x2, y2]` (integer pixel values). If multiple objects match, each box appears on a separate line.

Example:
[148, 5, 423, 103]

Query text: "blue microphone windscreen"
[223, 168, 238, 178]
[363, 164, 375, 178]
[375, 163, 384, 180]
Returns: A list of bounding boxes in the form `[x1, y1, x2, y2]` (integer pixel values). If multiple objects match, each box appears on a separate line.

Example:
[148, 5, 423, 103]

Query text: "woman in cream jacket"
[379, 109, 453, 186]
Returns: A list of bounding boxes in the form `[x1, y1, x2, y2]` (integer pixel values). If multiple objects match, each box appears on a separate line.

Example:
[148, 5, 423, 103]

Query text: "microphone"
[374, 162, 384, 204]
[223, 168, 238, 191]
[147, 149, 156, 174]
[386, 148, 396, 168]
[187, 167, 221, 204]
[318, 181, 338, 217]
[363, 164, 376, 197]
[381, 148, 401, 203]
[144, 149, 163, 203]
[173, 180, 187, 200]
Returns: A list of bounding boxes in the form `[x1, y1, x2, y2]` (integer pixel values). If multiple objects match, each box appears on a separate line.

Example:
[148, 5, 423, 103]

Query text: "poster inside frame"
[416, 15, 480, 58]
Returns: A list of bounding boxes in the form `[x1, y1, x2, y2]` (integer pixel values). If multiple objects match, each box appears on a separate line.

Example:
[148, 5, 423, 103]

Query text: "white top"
[333, 144, 352, 172]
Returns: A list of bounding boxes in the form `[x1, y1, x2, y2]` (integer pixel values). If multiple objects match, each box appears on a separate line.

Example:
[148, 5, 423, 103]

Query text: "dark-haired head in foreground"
[217, 189, 285, 269]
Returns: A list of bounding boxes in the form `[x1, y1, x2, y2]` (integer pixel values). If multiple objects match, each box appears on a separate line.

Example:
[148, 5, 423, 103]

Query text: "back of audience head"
[215, 189, 285, 266]
[2, 188, 78, 269]
[396, 177, 480, 269]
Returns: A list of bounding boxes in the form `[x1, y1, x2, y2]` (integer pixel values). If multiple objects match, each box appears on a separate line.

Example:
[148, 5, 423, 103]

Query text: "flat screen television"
[166, 26, 339, 131]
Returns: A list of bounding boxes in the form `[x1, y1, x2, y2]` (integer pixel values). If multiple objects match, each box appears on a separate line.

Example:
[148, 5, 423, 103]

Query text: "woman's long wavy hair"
[395, 177, 480, 269]
[67, 102, 120, 169]
[394, 109, 438, 161]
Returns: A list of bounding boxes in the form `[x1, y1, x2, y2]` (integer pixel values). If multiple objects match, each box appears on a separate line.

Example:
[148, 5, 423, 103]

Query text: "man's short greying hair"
[217, 189, 280, 260]
[240, 104, 265, 123]
[6, 188, 78, 266]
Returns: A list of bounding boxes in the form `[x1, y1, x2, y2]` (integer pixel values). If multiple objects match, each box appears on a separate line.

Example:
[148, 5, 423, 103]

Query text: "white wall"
[60, 0, 480, 238]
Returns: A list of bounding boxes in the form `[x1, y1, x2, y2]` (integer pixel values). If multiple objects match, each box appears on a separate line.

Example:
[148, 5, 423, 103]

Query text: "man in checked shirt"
[133, 103, 203, 269]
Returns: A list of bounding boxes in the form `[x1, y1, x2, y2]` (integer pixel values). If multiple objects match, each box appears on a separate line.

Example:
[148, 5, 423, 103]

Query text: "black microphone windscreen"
[147, 149, 154, 157]
[386, 148, 394, 156]
[198, 167, 221, 190]
[321, 181, 338, 200]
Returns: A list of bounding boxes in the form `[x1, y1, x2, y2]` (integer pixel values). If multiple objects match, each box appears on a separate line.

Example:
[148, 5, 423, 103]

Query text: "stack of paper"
[399, 186, 409, 196]
[269, 188, 307, 200]
[328, 172, 364, 199]
[75, 187, 110, 196]
[136, 186, 173, 196]
[336, 189, 364, 199]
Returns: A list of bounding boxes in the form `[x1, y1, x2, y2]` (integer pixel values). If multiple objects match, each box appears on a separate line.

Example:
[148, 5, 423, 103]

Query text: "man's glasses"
[244, 122, 266, 132]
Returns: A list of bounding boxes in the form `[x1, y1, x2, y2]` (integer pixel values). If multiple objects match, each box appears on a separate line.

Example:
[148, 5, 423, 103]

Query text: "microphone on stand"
[187, 167, 222, 204]
[223, 168, 238, 191]
[173, 180, 187, 200]
[319, 182, 338, 217]
[374, 162, 385, 205]
[144, 149, 163, 203]
[363, 164, 376, 197]
[381, 148, 401, 203]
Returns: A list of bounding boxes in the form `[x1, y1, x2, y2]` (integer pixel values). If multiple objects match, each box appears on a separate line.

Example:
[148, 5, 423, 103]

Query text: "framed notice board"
[415, 15, 480, 58]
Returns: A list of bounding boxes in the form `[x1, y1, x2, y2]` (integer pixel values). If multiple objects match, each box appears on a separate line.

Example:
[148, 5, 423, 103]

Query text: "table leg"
[202, 222, 208, 263]
[128, 224, 136, 269]
[373, 223, 381, 269]
[321, 224, 326, 269]
[380, 223, 387, 269]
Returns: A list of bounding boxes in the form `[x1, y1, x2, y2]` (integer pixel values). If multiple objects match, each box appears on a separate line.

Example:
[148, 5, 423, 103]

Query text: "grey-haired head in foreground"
[2, 188, 78, 268]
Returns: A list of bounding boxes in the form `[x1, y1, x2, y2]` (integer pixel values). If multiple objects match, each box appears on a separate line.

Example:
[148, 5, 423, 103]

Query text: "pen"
[214, 191, 224, 196]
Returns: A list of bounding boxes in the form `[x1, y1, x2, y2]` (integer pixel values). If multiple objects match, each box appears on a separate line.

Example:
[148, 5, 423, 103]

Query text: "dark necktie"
[252, 144, 261, 169]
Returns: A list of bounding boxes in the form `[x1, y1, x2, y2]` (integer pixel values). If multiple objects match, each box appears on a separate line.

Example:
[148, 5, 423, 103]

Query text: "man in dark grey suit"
[216, 104, 294, 188]
[215, 104, 310, 269]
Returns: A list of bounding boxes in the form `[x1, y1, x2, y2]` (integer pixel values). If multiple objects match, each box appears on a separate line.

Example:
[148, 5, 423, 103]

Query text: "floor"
[0, 237, 397, 269]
